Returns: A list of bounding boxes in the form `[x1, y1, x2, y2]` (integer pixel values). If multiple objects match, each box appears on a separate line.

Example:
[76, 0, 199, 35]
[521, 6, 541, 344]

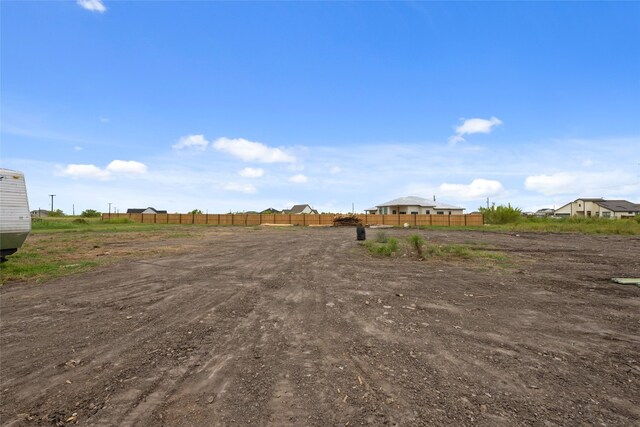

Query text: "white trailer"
[0, 168, 31, 261]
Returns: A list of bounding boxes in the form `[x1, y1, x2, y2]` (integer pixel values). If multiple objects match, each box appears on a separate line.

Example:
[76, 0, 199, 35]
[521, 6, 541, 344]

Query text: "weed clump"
[407, 234, 425, 258]
[365, 237, 399, 256]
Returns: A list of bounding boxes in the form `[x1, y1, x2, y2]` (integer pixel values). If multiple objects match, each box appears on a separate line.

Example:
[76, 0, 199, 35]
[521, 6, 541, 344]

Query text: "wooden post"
[464, 215, 467, 226]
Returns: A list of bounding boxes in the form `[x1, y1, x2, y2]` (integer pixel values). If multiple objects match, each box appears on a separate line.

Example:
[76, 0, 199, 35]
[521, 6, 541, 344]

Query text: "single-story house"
[554, 198, 640, 219]
[126, 207, 168, 214]
[365, 196, 465, 215]
[283, 204, 319, 215]
[31, 209, 50, 217]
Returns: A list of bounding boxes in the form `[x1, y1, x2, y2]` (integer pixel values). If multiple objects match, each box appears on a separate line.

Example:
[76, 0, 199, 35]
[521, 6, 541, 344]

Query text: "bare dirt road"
[1, 227, 639, 426]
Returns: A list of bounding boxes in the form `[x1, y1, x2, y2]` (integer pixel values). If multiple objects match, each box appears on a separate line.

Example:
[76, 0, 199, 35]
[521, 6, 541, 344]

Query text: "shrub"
[72, 218, 89, 225]
[188, 209, 203, 214]
[80, 209, 101, 218]
[375, 231, 388, 243]
[479, 203, 522, 224]
[365, 237, 399, 256]
[48, 209, 66, 217]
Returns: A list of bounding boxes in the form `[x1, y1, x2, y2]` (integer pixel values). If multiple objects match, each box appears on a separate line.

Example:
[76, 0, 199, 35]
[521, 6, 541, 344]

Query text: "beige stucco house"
[365, 196, 465, 215]
[554, 198, 640, 219]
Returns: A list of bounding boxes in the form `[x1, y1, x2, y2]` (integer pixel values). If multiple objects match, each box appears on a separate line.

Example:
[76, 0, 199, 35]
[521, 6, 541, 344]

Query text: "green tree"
[48, 209, 65, 217]
[80, 209, 102, 218]
[188, 209, 203, 214]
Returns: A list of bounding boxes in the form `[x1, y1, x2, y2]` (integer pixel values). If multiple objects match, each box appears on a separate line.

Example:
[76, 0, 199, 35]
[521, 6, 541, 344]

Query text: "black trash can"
[356, 224, 366, 241]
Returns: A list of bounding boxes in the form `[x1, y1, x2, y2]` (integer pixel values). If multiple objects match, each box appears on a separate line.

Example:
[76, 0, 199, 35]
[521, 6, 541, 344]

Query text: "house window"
[449, 211, 451, 215]
[399, 211, 406, 215]
[425, 210, 430, 214]
[437, 211, 444, 215]
[578, 203, 582, 207]
[383, 207, 388, 215]
[602, 212, 611, 218]
[392, 209, 397, 214]
[411, 211, 418, 214]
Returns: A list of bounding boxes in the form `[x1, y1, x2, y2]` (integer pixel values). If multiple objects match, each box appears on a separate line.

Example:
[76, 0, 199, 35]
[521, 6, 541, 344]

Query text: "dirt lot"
[1, 227, 639, 426]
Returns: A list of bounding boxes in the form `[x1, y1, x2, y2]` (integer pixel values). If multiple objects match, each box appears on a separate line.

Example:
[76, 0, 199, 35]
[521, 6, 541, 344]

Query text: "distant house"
[366, 196, 465, 215]
[283, 204, 319, 215]
[260, 207, 281, 214]
[31, 209, 50, 217]
[554, 198, 640, 219]
[126, 207, 168, 214]
[535, 208, 555, 217]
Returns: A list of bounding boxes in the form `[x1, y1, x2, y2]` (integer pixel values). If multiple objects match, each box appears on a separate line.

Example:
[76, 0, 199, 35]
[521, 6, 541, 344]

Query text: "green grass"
[363, 234, 511, 267]
[364, 237, 399, 256]
[1, 248, 98, 284]
[416, 216, 640, 235]
[30, 217, 200, 234]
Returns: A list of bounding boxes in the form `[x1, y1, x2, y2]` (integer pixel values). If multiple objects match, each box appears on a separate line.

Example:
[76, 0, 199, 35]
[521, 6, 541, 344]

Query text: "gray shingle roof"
[375, 196, 463, 210]
[596, 200, 640, 212]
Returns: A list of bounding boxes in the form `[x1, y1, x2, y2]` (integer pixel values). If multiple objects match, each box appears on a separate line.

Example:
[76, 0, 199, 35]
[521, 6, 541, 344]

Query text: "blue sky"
[2, 1, 639, 214]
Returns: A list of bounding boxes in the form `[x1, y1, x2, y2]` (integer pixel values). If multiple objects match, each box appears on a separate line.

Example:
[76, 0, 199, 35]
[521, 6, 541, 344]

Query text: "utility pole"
[352, 202, 354, 214]
[72, 204, 75, 216]
[486, 197, 490, 209]
[49, 194, 56, 213]
[108, 202, 112, 215]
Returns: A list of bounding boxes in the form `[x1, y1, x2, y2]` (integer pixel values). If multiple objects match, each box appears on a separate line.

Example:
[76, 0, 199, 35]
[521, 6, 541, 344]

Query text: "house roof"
[288, 204, 317, 214]
[577, 198, 605, 202]
[376, 196, 463, 210]
[596, 200, 640, 212]
[126, 207, 167, 214]
[376, 196, 436, 207]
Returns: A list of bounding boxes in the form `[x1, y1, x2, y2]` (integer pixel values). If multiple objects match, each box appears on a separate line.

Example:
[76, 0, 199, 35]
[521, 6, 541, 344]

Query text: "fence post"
[448, 215, 451, 226]
[464, 215, 467, 226]
[413, 213, 417, 226]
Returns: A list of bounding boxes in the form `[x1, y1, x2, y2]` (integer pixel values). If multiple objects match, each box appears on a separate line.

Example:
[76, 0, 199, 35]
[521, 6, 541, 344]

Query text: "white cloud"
[223, 182, 257, 194]
[173, 134, 209, 150]
[525, 171, 638, 196]
[74, 146, 83, 151]
[289, 174, 308, 184]
[213, 137, 296, 163]
[57, 160, 147, 180]
[77, 0, 106, 13]
[449, 116, 503, 144]
[106, 160, 147, 174]
[239, 167, 264, 178]
[329, 166, 341, 175]
[58, 164, 110, 180]
[438, 179, 506, 200]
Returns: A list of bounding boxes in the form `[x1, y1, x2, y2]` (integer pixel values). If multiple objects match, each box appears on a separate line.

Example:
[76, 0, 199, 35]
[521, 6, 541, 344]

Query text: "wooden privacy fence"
[101, 213, 484, 227]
